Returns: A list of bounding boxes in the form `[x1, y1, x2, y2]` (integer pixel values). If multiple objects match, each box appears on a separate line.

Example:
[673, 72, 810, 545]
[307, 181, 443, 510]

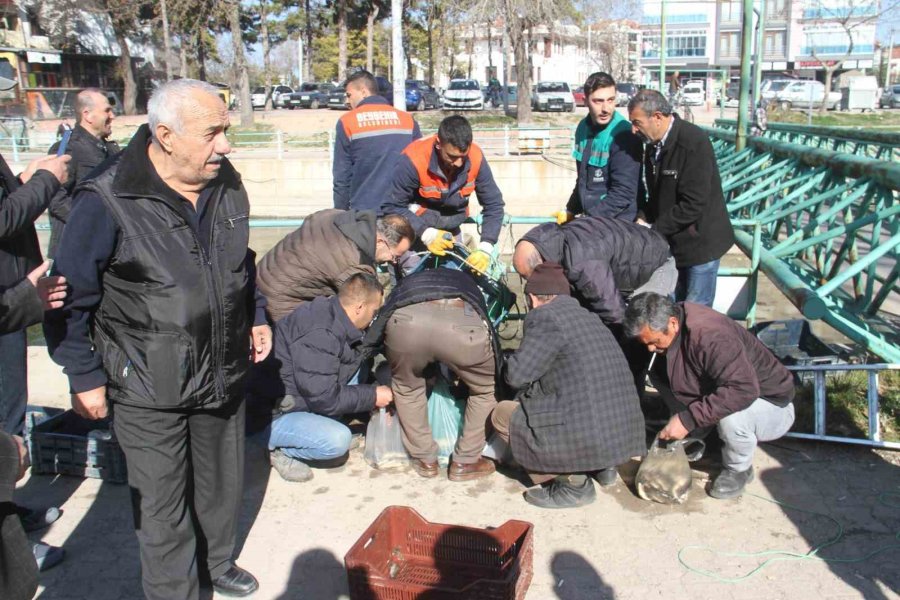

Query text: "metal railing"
[704, 125, 900, 363]
[784, 363, 899, 450]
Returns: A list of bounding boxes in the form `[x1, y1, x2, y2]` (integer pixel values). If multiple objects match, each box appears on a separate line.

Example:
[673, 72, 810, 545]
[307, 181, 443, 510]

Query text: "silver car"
[880, 84, 900, 109]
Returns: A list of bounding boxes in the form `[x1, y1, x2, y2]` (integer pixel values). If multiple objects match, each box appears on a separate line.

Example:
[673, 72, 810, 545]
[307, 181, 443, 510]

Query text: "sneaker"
[592, 467, 618, 487]
[709, 467, 754, 499]
[33, 542, 65, 571]
[18, 506, 62, 533]
[269, 449, 313, 483]
[524, 474, 596, 509]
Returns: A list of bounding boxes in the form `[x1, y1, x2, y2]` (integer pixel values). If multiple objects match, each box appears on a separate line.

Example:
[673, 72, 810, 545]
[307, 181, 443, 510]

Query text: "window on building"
[721, 1, 741, 22]
[764, 30, 787, 57]
[766, 0, 787, 19]
[719, 32, 739, 58]
[544, 38, 551, 58]
[642, 31, 707, 58]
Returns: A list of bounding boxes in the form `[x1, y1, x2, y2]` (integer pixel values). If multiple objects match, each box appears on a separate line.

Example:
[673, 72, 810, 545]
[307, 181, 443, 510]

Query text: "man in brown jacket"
[624, 293, 795, 499]
[256, 209, 414, 322]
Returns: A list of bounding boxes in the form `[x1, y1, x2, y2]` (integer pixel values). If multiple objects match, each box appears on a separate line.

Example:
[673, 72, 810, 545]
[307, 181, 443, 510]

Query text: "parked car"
[532, 81, 575, 112]
[717, 81, 741, 106]
[286, 82, 336, 109]
[681, 83, 705, 106]
[879, 84, 900, 108]
[272, 85, 294, 108]
[615, 82, 638, 106]
[327, 86, 349, 110]
[774, 80, 840, 110]
[375, 76, 394, 105]
[250, 86, 268, 110]
[760, 79, 796, 102]
[442, 79, 484, 110]
[405, 80, 441, 111]
[573, 86, 585, 104]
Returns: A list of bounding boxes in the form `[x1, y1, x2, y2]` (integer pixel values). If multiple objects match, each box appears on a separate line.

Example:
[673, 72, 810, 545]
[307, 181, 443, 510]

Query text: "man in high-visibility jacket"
[333, 70, 421, 211]
[383, 115, 505, 274]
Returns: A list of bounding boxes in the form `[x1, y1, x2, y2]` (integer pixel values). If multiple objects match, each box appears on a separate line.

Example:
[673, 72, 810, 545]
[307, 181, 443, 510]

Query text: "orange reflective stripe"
[401, 136, 484, 202]
[341, 105, 416, 140]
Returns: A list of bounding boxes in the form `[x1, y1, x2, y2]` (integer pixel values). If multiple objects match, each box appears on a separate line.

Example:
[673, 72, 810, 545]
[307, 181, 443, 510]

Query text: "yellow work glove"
[466, 251, 491, 274]
[554, 210, 575, 225]
[422, 228, 454, 256]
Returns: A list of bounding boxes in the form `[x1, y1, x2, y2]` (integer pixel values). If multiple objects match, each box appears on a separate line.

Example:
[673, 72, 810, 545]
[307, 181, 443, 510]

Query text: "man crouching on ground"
[494, 263, 646, 508]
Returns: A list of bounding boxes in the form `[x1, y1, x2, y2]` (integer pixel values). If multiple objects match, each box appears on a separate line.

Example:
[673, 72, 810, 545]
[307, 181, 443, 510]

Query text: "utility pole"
[392, 0, 404, 110]
[298, 36, 304, 86]
[659, 0, 667, 92]
[753, 0, 767, 112]
[736, 0, 754, 150]
[887, 29, 896, 88]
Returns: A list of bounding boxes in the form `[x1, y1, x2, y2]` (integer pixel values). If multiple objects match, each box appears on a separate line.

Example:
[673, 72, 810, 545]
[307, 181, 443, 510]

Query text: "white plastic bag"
[363, 408, 409, 469]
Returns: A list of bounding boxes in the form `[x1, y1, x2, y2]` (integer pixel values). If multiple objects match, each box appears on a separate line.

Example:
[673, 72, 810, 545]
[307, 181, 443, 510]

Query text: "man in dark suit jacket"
[493, 263, 645, 509]
[628, 89, 734, 307]
[47, 88, 120, 257]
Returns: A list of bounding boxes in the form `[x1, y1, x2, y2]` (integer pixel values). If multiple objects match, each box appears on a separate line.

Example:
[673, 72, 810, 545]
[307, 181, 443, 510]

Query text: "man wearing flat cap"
[493, 263, 645, 509]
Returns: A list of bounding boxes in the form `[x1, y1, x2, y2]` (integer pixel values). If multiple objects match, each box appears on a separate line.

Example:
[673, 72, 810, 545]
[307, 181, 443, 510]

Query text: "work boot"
[709, 467, 754, 499]
[592, 467, 618, 487]
[269, 449, 313, 483]
[33, 542, 65, 572]
[212, 565, 259, 597]
[524, 474, 596, 509]
[448, 457, 496, 482]
[18, 506, 62, 533]
[411, 458, 439, 478]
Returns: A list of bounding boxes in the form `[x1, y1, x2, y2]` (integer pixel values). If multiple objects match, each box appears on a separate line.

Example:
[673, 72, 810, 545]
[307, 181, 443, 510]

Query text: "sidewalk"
[18, 349, 900, 600]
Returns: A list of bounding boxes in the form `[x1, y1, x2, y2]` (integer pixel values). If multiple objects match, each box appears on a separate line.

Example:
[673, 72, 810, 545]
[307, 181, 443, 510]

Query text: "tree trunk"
[366, 3, 379, 73]
[160, 0, 173, 81]
[305, 0, 313, 82]
[514, 23, 532, 124]
[426, 3, 434, 85]
[228, 0, 253, 125]
[260, 1, 272, 110]
[116, 32, 138, 115]
[820, 65, 837, 115]
[197, 24, 207, 81]
[179, 36, 189, 78]
[338, 0, 348, 82]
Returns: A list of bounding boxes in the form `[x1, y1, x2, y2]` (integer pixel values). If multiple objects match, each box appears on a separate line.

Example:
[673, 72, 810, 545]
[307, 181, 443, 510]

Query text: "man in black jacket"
[46, 79, 269, 600]
[628, 89, 734, 307]
[268, 273, 391, 482]
[47, 88, 120, 257]
[512, 217, 676, 327]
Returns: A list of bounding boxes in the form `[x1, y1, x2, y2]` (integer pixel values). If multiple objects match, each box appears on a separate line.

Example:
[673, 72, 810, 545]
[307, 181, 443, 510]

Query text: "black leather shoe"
[592, 467, 618, 487]
[524, 474, 596, 509]
[212, 565, 259, 597]
[709, 467, 754, 500]
[18, 506, 62, 533]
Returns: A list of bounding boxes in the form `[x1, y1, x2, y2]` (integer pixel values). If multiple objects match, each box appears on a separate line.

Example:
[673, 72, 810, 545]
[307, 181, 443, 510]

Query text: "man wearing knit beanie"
[492, 263, 645, 509]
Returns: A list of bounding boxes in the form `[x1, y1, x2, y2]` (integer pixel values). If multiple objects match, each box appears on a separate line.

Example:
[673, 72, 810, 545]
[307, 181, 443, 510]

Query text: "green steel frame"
[704, 125, 900, 363]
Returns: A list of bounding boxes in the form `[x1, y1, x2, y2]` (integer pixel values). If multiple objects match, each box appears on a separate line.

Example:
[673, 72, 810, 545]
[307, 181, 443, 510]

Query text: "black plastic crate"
[752, 319, 846, 383]
[28, 409, 127, 484]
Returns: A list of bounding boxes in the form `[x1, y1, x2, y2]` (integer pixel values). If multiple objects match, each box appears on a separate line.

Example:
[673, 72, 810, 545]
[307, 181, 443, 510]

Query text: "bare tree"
[365, 0, 381, 72]
[470, 0, 576, 124]
[225, 0, 253, 124]
[337, 0, 349, 82]
[805, 0, 897, 113]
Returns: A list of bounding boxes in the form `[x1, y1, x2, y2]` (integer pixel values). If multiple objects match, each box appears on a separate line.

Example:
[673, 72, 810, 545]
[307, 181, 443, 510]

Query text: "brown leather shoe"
[411, 458, 439, 478]
[448, 457, 496, 482]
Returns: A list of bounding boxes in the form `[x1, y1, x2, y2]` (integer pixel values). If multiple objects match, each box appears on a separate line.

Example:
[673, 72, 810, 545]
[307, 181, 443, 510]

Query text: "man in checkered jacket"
[492, 263, 646, 509]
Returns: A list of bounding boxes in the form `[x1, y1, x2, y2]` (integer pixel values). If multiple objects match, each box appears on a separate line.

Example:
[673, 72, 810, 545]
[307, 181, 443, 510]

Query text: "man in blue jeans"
[268, 273, 392, 481]
[628, 89, 734, 306]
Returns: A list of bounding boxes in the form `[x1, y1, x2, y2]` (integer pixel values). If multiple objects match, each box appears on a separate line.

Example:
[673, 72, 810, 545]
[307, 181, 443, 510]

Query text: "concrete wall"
[232, 154, 577, 221]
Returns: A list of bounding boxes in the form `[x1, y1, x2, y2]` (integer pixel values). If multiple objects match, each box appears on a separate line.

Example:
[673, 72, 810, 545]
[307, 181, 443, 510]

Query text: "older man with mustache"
[46, 79, 270, 599]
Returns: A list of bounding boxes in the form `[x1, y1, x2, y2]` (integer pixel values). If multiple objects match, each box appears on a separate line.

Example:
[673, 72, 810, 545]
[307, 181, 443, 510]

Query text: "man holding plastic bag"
[268, 273, 392, 482]
[364, 268, 500, 481]
[493, 263, 646, 509]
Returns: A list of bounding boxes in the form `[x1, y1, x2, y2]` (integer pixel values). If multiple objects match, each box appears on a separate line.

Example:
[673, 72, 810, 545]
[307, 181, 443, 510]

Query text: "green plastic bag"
[426, 372, 466, 466]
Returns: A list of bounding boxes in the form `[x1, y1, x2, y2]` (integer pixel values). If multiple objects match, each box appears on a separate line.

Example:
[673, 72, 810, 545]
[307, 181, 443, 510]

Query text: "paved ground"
[17, 359, 900, 599]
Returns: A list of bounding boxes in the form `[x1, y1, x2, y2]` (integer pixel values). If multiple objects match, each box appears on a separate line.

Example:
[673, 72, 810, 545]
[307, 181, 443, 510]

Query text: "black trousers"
[0, 432, 37, 600]
[114, 399, 245, 600]
[0, 329, 27, 436]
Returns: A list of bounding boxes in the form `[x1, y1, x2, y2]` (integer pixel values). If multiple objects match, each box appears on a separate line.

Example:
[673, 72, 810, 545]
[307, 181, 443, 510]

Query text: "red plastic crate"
[345, 506, 533, 600]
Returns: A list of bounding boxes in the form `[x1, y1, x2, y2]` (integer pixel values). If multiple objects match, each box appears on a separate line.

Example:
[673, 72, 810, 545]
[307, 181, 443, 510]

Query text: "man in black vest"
[46, 88, 120, 257]
[364, 268, 498, 481]
[46, 79, 270, 600]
